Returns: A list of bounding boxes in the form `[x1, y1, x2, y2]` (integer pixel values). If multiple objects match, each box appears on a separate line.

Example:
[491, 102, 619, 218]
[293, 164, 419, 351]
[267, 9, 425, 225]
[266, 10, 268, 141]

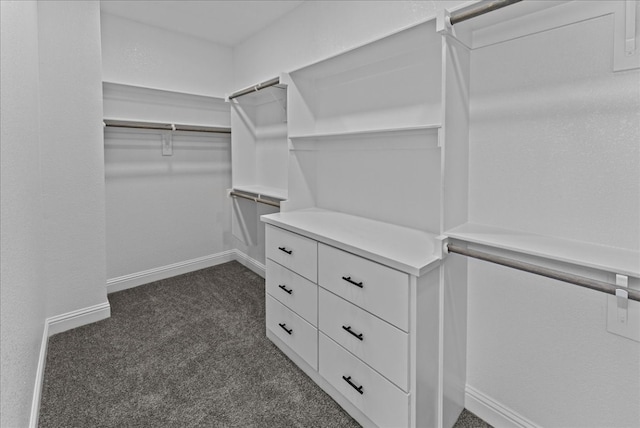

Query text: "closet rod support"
[103, 119, 231, 134]
[449, 0, 523, 26]
[228, 77, 281, 100]
[229, 190, 281, 208]
[447, 244, 640, 302]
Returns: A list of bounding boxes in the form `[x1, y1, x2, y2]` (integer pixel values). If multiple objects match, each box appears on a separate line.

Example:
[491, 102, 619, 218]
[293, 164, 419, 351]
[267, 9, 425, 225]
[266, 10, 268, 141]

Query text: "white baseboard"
[465, 384, 539, 428]
[30, 302, 111, 426]
[29, 321, 49, 428]
[47, 302, 111, 336]
[106, 250, 237, 294]
[233, 249, 265, 278]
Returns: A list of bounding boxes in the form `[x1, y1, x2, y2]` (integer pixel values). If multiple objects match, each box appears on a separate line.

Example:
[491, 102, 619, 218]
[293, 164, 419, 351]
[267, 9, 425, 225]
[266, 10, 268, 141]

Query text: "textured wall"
[104, 129, 233, 280]
[101, 12, 233, 98]
[467, 12, 640, 427]
[37, 1, 110, 318]
[0, 1, 47, 426]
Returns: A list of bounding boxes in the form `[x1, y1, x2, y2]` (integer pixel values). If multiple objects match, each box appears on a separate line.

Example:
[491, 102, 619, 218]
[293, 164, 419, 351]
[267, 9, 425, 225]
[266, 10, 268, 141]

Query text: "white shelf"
[289, 19, 437, 81]
[446, 223, 640, 278]
[102, 81, 229, 127]
[288, 125, 441, 152]
[289, 125, 441, 141]
[287, 19, 442, 139]
[229, 84, 286, 107]
[232, 185, 287, 201]
[261, 208, 440, 276]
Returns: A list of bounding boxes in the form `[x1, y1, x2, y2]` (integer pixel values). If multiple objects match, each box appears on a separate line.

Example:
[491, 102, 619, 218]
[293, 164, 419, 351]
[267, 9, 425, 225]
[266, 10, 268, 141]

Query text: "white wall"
[104, 127, 233, 282]
[466, 12, 640, 427]
[2, 0, 110, 424]
[233, 0, 467, 89]
[100, 15, 236, 285]
[37, 1, 110, 319]
[101, 12, 233, 98]
[0, 2, 47, 426]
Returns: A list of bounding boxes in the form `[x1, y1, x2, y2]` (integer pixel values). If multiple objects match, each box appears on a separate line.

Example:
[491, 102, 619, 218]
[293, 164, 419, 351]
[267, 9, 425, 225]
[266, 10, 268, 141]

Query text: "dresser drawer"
[318, 244, 409, 331]
[266, 225, 318, 282]
[266, 295, 317, 370]
[319, 333, 409, 428]
[319, 288, 408, 391]
[266, 259, 317, 326]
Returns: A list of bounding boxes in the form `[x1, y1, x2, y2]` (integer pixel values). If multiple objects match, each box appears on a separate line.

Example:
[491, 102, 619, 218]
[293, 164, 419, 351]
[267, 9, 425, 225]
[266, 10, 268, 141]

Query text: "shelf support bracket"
[607, 273, 640, 342]
[268, 90, 287, 123]
[625, 0, 637, 55]
[436, 9, 453, 36]
[162, 131, 173, 156]
[615, 274, 629, 322]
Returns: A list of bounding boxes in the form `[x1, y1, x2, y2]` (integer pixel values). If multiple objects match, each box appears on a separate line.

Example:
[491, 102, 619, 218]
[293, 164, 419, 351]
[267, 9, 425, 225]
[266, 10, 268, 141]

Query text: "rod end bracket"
[435, 235, 450, 259]
[436, 9, 453, 36]
[607, 273, 639, 342]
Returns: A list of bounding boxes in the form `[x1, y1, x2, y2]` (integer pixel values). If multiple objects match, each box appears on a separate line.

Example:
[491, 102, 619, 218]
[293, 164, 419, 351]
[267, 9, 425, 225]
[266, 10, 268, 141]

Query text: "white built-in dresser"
[262, 209, 450, 428]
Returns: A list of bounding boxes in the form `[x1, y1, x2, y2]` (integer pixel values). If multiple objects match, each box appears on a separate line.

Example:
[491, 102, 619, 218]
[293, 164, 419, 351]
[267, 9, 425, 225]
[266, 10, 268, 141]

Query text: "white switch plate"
[607, 295, 640, 342]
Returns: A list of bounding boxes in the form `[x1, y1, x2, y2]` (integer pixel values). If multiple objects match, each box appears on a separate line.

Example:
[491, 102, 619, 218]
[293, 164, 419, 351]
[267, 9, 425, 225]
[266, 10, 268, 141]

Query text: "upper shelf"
[102, 81, 230, 127]
[289, 125, 441, 151]
[446, 223, 640, 278]
[287, 19, 443, 137]
[289, 124, 440, 141]
[227, 76, 287, 107]
[232, 185, 287, 201]
[290, 18, 440, 80]
[261, 208, 440, 276]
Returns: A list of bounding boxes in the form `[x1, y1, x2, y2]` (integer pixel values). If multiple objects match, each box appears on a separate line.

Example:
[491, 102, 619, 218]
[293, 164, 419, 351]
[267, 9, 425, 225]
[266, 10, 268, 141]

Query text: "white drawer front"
[319, 288, 408, 391]
[266, 259, 318, 326]
[319, 333, 409, 428]
[266, 225, 318, 282]
[266, 295, 317, 370]
[318, 243, 409, 331]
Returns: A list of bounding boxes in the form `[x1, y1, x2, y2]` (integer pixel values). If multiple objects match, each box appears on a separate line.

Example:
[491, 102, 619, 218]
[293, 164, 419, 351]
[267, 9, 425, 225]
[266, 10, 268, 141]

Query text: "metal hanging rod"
[229, 190, 281, 208]
[449, 0, 523, 26]
[103, 119, 231, 134]
[447, 244, 640, 302]
[228, 77, 281, 100]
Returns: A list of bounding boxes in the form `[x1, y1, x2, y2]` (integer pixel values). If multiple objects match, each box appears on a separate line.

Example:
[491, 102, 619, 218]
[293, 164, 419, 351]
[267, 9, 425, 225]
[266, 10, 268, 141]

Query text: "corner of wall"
[28, 322, 49, 428]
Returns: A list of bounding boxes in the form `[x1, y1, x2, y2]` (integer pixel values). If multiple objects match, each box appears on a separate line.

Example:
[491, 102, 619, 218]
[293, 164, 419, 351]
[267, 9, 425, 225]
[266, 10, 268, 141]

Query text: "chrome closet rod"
[229, 191, 281, 208]
[103, 119, 231, 134]
[228, 77, 281, 100]
[447, 244, 640, 302]
[449, 0, 523, 25]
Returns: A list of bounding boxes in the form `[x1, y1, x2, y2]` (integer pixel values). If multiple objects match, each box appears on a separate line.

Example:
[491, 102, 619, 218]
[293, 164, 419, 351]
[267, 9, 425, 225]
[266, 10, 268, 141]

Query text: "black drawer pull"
[342, 276, 363, 288]
[278, 284, 293, 294]
[342, 325, 364, 341]
[278, 323, 292, 335]
[342, 376, 364, 395]
[278, 246, 292, 255]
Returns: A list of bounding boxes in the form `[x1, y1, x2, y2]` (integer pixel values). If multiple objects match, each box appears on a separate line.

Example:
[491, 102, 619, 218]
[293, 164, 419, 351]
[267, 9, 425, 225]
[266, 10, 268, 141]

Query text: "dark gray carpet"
[39, 261, 491, 428]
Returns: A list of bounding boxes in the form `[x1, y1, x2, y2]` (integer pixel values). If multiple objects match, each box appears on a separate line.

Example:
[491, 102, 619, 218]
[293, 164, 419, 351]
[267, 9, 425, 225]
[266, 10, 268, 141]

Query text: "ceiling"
[100, 1, 304, 47]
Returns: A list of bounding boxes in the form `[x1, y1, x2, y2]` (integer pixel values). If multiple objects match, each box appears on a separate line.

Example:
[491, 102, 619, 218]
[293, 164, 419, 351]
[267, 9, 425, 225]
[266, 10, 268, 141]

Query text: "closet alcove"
[256, 1, 639, 427]
[100, 1, 639, 427]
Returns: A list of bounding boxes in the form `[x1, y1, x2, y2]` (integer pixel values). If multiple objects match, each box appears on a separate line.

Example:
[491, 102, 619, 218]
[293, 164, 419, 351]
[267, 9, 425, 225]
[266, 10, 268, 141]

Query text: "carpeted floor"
[39, 261, 491, 428]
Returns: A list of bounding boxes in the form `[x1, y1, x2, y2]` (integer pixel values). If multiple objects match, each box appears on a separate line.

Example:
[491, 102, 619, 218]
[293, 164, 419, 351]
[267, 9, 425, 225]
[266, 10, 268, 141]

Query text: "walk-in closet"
[1, 1, 638, 427]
